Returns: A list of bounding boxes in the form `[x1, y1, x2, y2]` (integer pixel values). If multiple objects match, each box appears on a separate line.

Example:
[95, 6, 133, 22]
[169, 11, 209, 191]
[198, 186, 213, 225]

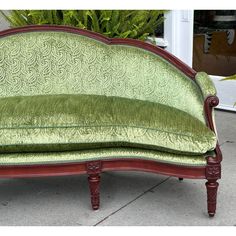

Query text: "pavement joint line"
[219, 140, 235, 146]
[93, 176, 170, 226]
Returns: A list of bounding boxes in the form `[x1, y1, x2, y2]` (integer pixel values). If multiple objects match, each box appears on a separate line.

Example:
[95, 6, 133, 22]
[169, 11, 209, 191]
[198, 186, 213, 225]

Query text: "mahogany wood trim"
[86, 161, 102, 210]
[102, 159, 206, 179]
[204, 95, 219, 133]
[206, 179, 219, 217]
[0, 159, 206, 179]
[0, 25, 197, 79]
[204, 95, 222, 165]
[88, 174, 100, 210]
[203, 95, 222, 216]
[0, 162, 87, 178]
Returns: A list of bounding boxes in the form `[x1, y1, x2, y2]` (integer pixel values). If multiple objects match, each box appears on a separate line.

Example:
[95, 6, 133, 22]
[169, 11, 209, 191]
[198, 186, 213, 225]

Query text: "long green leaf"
[3, 10, 167, 40]
[221, 74, 236, 81]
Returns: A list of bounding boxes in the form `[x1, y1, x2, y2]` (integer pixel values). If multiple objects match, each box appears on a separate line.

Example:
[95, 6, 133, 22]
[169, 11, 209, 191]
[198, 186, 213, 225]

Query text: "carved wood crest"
[86, 161, 102, 175]
[206, 165, 221, 179]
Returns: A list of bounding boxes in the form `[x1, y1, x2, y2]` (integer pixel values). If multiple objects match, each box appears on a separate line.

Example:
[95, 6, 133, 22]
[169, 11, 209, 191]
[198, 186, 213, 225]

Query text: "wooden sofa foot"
[88, 174, 100, 210]
[206, 180, 219, 217]
[178, 178, 183, 181]
[86, 161, 102, 210]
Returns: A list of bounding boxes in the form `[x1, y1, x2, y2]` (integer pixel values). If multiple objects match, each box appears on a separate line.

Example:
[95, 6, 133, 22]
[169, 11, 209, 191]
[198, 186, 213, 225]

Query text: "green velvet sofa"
[0, 25, 222, 217]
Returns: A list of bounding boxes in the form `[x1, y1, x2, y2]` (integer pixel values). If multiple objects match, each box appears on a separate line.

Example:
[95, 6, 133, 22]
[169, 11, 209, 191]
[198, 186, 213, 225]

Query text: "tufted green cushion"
[0, 31, 206, 123]
[0, 94, 216, 155]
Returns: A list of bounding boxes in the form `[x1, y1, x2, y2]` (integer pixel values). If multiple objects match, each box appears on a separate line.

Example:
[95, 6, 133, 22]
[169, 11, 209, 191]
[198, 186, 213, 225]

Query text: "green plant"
[221, 74, 236, 81]
[0, 10, 165, 40]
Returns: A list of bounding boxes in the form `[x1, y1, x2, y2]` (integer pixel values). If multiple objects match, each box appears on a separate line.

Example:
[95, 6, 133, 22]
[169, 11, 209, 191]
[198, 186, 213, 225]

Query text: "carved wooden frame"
[0, 25, 222, 217]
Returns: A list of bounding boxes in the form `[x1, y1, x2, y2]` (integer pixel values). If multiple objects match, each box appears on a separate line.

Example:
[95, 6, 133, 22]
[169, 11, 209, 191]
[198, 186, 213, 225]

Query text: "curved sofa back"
[0, 26, 205, 123]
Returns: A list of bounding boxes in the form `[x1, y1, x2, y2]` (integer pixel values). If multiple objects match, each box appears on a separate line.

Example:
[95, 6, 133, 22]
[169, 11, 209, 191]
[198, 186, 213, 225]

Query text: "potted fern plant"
[0, 10, 166, 43]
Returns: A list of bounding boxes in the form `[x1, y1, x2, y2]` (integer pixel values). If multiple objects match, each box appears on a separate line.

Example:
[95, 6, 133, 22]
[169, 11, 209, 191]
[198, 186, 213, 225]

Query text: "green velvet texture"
[0, 31, 206, 123]
[0, 148, 210, 166]
[195, 72, 217, 98]
[0, 94, 216, 155]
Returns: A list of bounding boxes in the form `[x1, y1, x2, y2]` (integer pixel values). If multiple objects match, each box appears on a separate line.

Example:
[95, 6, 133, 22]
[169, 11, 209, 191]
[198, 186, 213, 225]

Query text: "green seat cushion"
[0, 148, 212, 166]
[0, 94, 216, 155]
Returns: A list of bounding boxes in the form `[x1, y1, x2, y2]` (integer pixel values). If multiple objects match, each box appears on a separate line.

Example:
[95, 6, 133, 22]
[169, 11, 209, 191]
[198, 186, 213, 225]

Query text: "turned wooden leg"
[178, 178, 183, 181]
[206, 180, 219, 217]
[88, 174, 100, 210]
[86, 161, 102, 210]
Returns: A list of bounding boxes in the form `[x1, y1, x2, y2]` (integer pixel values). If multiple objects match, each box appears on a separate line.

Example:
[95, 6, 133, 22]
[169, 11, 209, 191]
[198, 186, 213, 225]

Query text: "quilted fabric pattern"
[0, 31, 206, 122]
[0, 148, 211, 166]
[0, 94, 216, 155]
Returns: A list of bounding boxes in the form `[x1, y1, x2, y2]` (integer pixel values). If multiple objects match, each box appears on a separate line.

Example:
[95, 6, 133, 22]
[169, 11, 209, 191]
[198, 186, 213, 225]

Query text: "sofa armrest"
[195, 72, 217, 99]
[197, 72, 222, 164]
[195, 72, 218, 146]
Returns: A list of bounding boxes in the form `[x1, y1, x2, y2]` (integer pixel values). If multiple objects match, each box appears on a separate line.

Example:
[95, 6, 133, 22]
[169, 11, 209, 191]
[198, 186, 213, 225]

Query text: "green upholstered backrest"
[0, 30, 205, 122]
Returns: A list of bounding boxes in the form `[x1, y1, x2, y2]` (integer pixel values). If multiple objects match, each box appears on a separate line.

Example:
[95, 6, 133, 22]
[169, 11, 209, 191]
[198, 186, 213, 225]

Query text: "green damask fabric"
[0, 94, 216, 155]
[0, 31, 206, 122]
[195, 72, 217, 98]
[0, 148, 212, 166]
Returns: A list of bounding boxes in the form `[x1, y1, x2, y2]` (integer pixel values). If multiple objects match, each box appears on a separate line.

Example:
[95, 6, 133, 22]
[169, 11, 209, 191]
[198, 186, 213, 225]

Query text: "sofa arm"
[196, 73, 222, 165]
[195, 72, 217, 99]
[196, 72, 218, 132]
[195, 72, 218, 141]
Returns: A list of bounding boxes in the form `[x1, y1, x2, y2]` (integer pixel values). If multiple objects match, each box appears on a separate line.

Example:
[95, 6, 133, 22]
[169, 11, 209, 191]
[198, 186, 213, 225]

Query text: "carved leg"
[178, 178, 183, 181]
[206, 180, 219, 217]
[88, 174, 100, 210]
[86, 161, 102, 210]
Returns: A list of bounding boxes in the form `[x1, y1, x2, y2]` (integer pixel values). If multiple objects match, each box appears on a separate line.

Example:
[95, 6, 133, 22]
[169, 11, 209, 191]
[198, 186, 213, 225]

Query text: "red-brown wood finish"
[204, 95, 222, 217]
[86, 161, 102, 210]
[0, 159, 206, 179]
[0, 25, 222, 217]
[206, 180, 219, 217]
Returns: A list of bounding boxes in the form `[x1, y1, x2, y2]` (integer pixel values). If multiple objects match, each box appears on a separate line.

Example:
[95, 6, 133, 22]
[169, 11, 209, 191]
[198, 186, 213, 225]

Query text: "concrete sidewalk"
[0, 110, 235, 226]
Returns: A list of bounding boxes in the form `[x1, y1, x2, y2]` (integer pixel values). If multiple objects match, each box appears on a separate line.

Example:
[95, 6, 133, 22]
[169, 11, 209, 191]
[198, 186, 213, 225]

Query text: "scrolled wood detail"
[207, 145, 222, 165]
[204, 95, 222, 165]
[204, 95, 219, 132]
[208, 96, 219, 108]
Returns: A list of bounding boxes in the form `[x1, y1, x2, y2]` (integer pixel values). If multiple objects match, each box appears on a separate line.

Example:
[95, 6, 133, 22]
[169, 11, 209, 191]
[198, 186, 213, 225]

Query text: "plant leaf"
[221, 74, 236, 81]
[3, 10, 167, 40]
